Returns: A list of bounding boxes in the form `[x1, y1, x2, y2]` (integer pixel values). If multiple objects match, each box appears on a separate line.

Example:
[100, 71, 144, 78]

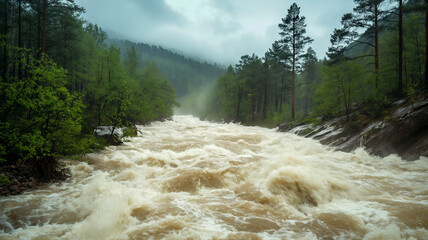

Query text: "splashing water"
[1, 115, 427, 239]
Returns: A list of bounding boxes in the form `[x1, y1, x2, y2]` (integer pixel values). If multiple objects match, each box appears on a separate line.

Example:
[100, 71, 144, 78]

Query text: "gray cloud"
[76, 0, 357, 64]
[129, 0, 184, 23]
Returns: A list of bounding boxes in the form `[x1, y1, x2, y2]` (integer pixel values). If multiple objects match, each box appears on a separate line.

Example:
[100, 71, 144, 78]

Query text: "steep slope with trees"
[0, 0, 178, 186]
[107, 39, 226, 98]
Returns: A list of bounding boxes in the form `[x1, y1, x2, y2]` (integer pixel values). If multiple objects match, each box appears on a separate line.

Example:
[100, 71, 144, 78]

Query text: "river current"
[1, 115, 427, 239]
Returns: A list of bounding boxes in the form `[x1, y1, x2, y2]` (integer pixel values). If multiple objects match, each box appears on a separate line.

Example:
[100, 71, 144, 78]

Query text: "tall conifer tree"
[279, 3, 313, 120]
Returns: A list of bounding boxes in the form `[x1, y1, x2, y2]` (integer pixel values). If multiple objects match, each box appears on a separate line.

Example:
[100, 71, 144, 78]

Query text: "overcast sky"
[75, 0, 356, 65]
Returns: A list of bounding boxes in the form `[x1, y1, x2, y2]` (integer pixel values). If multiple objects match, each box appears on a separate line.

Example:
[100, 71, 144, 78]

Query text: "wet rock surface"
[0, 165, 41, 196]
[0, 163, 68, 197]
[279, 98, 428, 161]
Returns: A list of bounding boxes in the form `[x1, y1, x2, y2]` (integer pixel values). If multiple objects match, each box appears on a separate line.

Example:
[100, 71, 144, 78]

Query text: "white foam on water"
[0, 115, 427, 239]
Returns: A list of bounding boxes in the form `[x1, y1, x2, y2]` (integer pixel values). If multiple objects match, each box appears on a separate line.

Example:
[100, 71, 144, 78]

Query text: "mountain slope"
[107, 39, 226, 97]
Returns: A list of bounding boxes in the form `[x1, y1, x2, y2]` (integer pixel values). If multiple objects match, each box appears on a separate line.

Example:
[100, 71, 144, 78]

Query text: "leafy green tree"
[266, 41, 291, 113]
[0, 0, 181, 181]
[124, 45, 138, 78]
[404, 0, 428, 89]
[300, 47, 319, 116]
[328, 0, 386, 88]
[128, 62, 178, 123]
[278, 2, 313, 120]
[397, 0, 404, 96]
[109, 39, 225, 98]
[84, 46, 130, 130]
[316, 61, 363, 121]
[354, 0, 387, 87]
[0, 50, 85, 178]
[207, 65, 237, 121]
[402, 12, 425, 90]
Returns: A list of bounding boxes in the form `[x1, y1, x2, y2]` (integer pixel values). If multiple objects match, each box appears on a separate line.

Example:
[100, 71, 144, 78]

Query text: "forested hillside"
[107, 39, 226, 98]
[0, 0, 177, 181]
[201, 0, 428, 127]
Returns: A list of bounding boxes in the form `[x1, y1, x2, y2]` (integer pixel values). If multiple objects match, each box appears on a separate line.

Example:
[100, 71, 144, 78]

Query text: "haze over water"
[1, 115, 427, 239]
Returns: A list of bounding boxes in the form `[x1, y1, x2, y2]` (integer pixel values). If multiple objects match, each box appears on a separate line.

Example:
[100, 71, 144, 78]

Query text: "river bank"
[0, 125, 139, 197]
[0, 164, 68, 196]
[279, 96, 428, 161]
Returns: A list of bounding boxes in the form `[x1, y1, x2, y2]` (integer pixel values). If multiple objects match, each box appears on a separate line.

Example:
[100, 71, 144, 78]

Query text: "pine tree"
[266, 41, 291, 113]
[278, 3, 313, 120]
[301, 47, 318, 116]
[397, 0, 404, 96]
[406, 0, 428, 89]
[42, 0, 47, 54]
[354, 0, 386, 88]
[124, 45, 139, 78]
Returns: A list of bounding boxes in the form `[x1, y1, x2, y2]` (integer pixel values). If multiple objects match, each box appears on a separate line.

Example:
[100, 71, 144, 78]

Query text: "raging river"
[1, 115, 427, 239]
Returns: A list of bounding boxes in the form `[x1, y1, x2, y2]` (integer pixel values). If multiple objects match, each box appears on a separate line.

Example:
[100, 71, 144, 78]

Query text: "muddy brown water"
[0, 115, 427, 239]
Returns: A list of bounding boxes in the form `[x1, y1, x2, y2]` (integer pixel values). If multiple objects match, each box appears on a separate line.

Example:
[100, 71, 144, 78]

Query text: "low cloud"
[76, 0, 356, 64]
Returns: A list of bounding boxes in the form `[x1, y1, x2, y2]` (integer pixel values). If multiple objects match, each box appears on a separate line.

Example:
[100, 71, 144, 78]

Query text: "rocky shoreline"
[0, 123, 139, 197]
[0, 162, 70, 197]
[279, 97, 428, 161]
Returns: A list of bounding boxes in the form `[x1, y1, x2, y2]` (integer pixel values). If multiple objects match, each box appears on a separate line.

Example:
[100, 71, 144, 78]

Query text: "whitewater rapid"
[0, 115, 427, 239]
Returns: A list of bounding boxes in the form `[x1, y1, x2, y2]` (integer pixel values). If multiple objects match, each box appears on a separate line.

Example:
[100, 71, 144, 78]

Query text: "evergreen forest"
[0, 0, 189, 180]
[201, 0, 428, 127]
[107, 39, 226, 98]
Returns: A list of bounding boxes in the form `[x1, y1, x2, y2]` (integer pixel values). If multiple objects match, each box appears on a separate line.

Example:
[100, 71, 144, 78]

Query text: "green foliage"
[278, 3, 313, 59]
[0, 1, 180, 181]
[314, 61, 364, 120]
[0, 173, 11, 186]
[272, 109, 292, 126]
[407, 83, 418, 104]
[359, 94, 390, 118]
[107, 39, 226, 98]
[126, 62, 178, 123]
[279, 3, 313, 120]
[303, 115, 322, 126]
[124, 46, 139, 78]
[0, 52, 85, 165]
[201, 3, 321, 125]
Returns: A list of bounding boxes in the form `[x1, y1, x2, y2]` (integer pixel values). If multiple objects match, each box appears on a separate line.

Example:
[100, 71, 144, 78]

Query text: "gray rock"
[279, 98, 428, 161]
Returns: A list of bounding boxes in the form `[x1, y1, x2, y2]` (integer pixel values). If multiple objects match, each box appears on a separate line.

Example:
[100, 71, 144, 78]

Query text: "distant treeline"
[108, 39, 226, 98]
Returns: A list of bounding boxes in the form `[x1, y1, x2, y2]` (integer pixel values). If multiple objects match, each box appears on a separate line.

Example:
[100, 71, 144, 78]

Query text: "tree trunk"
[398, 0, 403, 96]
[42, 0, 47, 54]
[304, 85, 309, 116]
[251, 95, 255, 122]
[292, 45, 295, 120]
[425, 0, 428, 89]
[274, 75, 279, 112]
[2, 0, 8, 80]
[404, 55, 408, 92]
[18, 0, 22, 48]
[236, 79, 241, 121]
[279, 75, 284, 112]
[223, 79, 229, 100]
[18, 0, 22, 79]
[375, 4, 379, 89]
[263, 84, 267, 120]
[37, 0, 41, 57]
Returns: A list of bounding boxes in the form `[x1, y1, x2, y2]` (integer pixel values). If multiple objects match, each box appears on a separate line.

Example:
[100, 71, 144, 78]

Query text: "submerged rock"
[280, 98, 428, 161]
